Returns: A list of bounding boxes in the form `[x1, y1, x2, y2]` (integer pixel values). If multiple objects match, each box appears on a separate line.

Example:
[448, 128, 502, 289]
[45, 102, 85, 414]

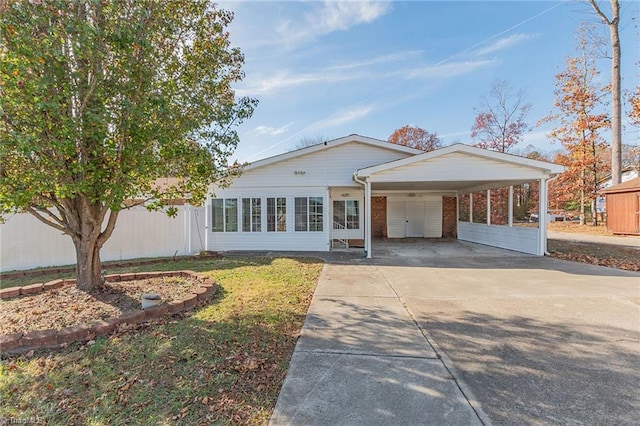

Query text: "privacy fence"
[0, 205, 206, 272]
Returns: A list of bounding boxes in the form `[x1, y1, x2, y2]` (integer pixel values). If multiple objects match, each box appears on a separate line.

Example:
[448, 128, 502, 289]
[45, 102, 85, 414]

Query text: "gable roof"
[602, 177, 640, 194]
[243, 134, 423, 172]
[355, 143, 565, 177]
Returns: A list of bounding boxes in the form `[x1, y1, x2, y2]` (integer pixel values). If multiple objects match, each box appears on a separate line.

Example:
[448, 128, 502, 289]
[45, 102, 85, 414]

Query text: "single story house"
[602, 177, 640, 235]
[205, 134, 564, 257]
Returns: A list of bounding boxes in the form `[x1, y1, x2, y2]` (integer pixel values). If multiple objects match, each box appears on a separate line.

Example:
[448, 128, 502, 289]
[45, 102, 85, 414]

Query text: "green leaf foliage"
[0, 0, 257, 216]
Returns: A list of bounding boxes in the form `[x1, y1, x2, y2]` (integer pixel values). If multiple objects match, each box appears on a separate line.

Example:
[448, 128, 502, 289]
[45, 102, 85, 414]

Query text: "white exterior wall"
[206, 142, 411, 252]
[0, 205, 205, 272]
[228, 142, 412, 189]
[207, 186, 331, 252]
[371, 153, 544, 183]
[457, 222, 540, 255]
[386, 194, 443, 238]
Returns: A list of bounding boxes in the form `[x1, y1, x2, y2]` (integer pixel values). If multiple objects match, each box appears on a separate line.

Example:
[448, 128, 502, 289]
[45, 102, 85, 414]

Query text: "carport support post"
[365, 178, 372, 258]
[486, 190, 491, 225]
[508, 186, 514, 227]
[539, 178, 548, 255]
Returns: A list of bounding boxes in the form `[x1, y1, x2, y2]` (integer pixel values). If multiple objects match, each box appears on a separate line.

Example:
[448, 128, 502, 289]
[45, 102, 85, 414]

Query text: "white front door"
[405, 201, 425, 237]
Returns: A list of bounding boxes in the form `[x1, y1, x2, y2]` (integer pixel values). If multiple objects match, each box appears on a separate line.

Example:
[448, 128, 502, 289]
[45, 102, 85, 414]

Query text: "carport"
[353, 144, 565, 258]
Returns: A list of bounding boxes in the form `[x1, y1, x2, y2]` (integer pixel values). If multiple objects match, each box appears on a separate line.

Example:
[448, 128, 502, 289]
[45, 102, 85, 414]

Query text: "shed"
[602, 178, 640, 235]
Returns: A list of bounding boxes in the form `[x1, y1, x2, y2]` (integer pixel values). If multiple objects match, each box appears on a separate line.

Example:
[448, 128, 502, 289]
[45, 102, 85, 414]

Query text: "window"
[295, 197, 323, 232]
[212, 199, 224, 232]
[295, 197, 308, 231]
[333, 200, 360, 229]
[242, 198, 261, 232]
[267, 197, 286, 232]
[211, 198, 237, 232]
[225, 199, 238, 231]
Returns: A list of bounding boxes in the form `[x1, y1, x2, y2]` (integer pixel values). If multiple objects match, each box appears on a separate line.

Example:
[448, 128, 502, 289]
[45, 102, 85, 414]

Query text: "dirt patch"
[0, 276, 201, 335]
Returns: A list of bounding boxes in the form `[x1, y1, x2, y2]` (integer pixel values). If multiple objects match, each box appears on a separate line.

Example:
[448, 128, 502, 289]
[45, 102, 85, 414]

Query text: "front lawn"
[547, 221, 612, 235]
[0, 257, 323, 425]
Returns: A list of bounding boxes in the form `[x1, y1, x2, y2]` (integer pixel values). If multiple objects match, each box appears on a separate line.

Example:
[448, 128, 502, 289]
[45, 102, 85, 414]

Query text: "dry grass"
[0, 257, 324, 425]
[547, 221, 613, 236]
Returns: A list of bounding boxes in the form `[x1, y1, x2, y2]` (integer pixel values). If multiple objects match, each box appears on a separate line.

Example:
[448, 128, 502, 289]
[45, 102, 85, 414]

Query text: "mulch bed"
[0, 276, 202, 336]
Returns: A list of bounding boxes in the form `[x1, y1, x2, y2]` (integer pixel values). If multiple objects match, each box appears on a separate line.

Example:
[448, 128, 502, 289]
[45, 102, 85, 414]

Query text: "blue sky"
[219, 0, 639, 163]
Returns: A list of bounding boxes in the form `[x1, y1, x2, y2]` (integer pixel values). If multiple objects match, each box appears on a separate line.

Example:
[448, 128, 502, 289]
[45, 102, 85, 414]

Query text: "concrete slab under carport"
[371, 254, 640, 426]
[370, 237, 530, 260]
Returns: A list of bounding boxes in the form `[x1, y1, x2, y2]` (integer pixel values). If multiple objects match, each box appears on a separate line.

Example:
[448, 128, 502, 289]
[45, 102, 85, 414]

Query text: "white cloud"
[474, 33, 540, 56]
[244, 105, 375, 162]
[327, 50, 424, 71]
[235, 70, 366, 97]
[253, 123, 294, 136]
[312, 105, 374, 129]
[237, 56, 492, 97]
[314, 0, 391, 33]
[405, 60, 495, 79]
[281, 1, 392, 46]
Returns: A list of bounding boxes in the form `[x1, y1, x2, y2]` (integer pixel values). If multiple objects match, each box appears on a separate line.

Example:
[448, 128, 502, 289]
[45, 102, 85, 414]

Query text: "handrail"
[331, 220, 349, 248]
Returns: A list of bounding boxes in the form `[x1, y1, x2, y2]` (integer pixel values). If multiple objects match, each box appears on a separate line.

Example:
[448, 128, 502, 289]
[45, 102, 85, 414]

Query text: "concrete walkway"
[270, 262, 488, 426]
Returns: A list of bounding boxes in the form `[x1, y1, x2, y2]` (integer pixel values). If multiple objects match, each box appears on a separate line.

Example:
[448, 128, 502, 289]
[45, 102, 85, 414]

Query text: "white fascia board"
[355, 144, 565, 177]
[243, 134, 422, 172]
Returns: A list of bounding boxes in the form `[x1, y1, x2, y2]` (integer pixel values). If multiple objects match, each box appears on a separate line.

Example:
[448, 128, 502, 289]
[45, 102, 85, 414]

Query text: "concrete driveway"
[272, 241, 640, 425]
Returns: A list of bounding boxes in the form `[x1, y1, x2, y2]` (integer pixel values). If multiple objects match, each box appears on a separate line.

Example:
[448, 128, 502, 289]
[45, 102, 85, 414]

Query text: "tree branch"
[588, 0, 613, 25]
[97, 209, 119, 247]
[24, 206, 69, 234]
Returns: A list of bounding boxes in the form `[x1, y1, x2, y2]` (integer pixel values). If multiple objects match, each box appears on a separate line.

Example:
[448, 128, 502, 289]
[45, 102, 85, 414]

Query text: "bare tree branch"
[24, 206, 68, 234]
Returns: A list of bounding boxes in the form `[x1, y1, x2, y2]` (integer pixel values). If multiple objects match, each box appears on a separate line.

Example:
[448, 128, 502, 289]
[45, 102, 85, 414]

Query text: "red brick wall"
[442, 196, 457, 238]
[371, 196, 387, 238]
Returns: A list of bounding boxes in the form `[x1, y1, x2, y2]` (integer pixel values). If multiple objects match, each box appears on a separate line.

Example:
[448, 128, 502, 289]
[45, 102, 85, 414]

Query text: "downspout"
[544, 174, 561, 256]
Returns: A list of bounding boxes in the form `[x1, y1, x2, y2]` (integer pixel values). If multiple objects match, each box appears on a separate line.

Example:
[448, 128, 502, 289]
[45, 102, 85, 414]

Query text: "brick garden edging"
[0, 271, 219, 356]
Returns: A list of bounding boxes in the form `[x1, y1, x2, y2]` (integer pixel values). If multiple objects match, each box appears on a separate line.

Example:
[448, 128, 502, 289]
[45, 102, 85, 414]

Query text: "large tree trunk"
[64, 199, 119, 292]
[609, 16, 622, 185]
[589, 0, 621, 185]
[73, 237, 104, 291]
[26, 198, 120, 291]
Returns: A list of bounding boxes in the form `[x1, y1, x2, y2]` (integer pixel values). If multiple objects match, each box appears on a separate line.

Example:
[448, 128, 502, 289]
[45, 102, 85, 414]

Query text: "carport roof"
[354, 144, 564, 192]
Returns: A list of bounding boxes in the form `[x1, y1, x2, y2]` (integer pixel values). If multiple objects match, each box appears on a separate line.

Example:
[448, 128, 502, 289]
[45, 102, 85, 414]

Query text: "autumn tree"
[471, 80, 531, 153]
[388, 125, 441, 151]
[629, 86, 640, 126]
[588, 0, 622, 185]
[542, 27, 610, 225]
[0, 1, 257, 290]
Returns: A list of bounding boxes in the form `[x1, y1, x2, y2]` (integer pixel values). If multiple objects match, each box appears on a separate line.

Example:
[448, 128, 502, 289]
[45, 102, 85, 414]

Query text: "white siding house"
[206, 134, 564, 257]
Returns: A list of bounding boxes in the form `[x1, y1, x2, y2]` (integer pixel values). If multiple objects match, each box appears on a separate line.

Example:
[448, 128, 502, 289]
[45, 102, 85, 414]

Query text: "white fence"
[0, 205, 206, 272]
